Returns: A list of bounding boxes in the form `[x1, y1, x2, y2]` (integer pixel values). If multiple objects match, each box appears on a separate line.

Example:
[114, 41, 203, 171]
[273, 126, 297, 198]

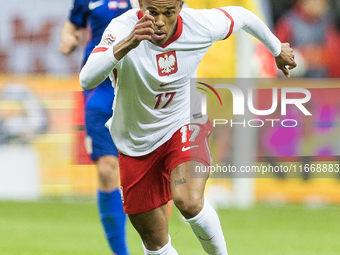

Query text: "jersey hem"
[115, 119, 190, 157]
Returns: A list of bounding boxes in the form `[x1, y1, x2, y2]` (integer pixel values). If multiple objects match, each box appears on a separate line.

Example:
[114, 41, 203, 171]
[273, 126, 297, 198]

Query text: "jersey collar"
[137, 10, 183, 48]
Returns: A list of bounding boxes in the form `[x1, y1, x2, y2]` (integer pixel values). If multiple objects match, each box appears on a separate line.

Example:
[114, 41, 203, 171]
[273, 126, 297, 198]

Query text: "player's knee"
[173, 195, 204, 219]
[96, 155, 119, 189]
[97, 155, 119, 175]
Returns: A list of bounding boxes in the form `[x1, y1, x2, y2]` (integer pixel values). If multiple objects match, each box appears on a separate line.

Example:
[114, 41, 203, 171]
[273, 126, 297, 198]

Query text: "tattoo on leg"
[175, 178, 187, 186]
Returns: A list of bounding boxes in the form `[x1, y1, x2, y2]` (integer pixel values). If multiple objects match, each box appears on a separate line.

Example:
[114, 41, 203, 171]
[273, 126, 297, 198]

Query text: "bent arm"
[223, 6, 281, 56]
[79, 47, 120, 90]
[79, 21, 130, 90]
[221, 6, 297, 76]
[79, 11, 154, 90]
[59, 21, 83, 55]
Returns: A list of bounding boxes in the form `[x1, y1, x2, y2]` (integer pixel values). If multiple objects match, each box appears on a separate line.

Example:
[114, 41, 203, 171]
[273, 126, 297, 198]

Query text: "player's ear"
[178, 0, 184, 12]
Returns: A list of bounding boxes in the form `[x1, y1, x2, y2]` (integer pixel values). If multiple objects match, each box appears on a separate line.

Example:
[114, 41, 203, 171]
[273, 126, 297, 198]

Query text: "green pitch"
[0, 199, 339, 255]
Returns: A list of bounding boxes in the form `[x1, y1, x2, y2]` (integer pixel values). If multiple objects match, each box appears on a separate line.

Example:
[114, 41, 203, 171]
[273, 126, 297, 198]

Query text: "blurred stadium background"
[0, 0, 340, 254]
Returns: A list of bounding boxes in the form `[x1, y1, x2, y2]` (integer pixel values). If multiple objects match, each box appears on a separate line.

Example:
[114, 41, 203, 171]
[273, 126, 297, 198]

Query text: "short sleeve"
[69, 0, 89, 28]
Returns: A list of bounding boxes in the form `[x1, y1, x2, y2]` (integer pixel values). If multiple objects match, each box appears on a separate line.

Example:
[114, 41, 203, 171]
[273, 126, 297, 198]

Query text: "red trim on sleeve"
[137, 10, 183, 48]
[91, 47, 109, 54]
[216, 8, 234, 40]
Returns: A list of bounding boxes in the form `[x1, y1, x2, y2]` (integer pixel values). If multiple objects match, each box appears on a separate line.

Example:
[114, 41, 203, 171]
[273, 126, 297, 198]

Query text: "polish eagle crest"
[158, 53, 176, 74]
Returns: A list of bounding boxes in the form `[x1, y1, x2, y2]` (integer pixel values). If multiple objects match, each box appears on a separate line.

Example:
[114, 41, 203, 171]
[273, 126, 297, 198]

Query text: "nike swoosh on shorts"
[182, 145, 199, 152]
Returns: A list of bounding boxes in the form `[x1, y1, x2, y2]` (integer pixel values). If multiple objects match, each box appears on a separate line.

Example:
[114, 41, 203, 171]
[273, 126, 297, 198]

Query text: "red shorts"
[119, 120, 213, 214]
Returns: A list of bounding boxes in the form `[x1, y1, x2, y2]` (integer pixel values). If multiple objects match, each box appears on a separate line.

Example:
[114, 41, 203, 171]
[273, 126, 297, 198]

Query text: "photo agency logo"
[196, 82, 223, 106]
[196, 80, 312, 128]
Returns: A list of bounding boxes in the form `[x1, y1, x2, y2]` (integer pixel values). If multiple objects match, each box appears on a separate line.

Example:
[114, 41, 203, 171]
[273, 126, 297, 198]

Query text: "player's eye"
[164, 11, 174, 17]
[149, 11, 157, 16]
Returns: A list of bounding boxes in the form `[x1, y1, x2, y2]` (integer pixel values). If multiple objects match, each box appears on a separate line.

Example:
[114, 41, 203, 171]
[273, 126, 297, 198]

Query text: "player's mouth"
[153, 31, 166, 41]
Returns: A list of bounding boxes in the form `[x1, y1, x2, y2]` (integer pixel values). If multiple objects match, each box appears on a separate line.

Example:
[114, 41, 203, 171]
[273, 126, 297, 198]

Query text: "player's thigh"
[129, 203, 169, 250]
[84, 108, 118, 161]
[170, 161, 208, 218]
[165, 121, 212, 216]
[119, 151, 172, 215]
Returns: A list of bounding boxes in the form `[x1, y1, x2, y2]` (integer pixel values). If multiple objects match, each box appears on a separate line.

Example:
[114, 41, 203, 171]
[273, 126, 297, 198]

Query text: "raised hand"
[275, 43, 297, 78]
[59, 21, 82, 55]
[129, 10, 155, 48]
[59, 32, 79, 55]
[113, 10, 155, 60]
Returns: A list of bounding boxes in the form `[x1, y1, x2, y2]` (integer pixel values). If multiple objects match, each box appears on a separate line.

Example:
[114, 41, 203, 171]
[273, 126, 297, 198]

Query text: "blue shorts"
[84, 108, 118, 161]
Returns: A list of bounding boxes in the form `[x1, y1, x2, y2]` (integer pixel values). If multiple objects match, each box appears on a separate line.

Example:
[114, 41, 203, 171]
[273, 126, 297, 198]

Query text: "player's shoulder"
[180, 8, 202, 21]
[72, 0, 89, 7]
[180, 8, 226, 27]
[107, 8, 139, 27]
[180, 8, 225, 34]
[181, 7, 223, 20]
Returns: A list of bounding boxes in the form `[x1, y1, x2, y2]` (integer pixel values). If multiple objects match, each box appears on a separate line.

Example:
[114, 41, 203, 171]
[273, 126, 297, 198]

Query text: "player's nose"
[155, 14, 165, 28]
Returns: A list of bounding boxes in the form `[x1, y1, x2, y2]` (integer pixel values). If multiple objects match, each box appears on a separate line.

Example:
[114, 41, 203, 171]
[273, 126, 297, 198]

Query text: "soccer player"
[59, 1, 139, 254]
[79, 0, 297, 254]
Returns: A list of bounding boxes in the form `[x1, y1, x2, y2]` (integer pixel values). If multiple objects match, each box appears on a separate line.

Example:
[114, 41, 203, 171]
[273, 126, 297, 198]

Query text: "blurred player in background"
[59, 1, 140, 254]
[275, 0, 340, 78]
[272, 0, 340, 179]
[80, 0, 296, 253]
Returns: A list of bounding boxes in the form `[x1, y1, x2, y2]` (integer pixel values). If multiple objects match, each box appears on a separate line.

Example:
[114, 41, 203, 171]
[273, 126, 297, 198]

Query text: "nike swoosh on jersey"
[159, 83, 171, 87]
[89, 0, 104, 10]
[182, 145, 199, 152]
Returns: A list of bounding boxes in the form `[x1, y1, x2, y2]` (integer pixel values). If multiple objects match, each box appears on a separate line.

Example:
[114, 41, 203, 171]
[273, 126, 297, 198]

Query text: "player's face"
[139, 0, 184, 46]
[301, 0, 329, 17]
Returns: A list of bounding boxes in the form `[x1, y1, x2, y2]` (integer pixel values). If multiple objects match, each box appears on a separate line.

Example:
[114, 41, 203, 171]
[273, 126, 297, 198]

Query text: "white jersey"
[80, 6, 281, 156]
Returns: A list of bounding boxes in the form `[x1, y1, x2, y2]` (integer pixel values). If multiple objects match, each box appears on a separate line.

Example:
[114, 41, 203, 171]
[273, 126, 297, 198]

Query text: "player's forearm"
[113, 37, 135, 61]
[113, 10, 154, 60]
[79, 49, 119, 90]
[226, 6, 281, 57]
